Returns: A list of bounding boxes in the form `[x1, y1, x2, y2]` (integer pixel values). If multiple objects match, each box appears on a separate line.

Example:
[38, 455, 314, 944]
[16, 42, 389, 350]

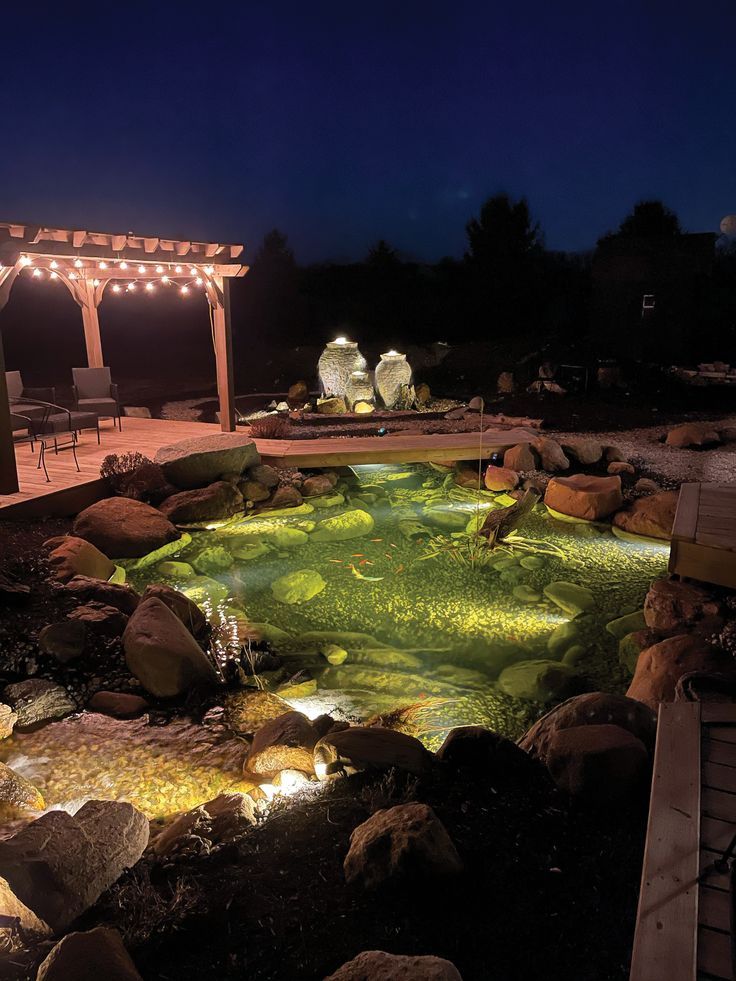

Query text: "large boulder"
[344, 803, 462, 889]
[0, 875, 50, 951]
[271, 569, 326, 604]
[644, 578, 722, 633]
[47, 537, 114, 583]
[62, 575, 141, 615]
[150, 792, 256, 858]
[0, 800, 148, 932]
[122, 597, 218, 697]
[154, 433, 260, 489]
[612, 491, 678, 540]
[245, 711, 318, 778]
[561, 439, 603, 465]
[665, 423, 720, 448]
[140, 583, 209, 641]
[73, 498, 178, 559]
[532, 437, 569, 472]
[545, 474, 623, 521]
[311, 508, 375, 541]
[519, 691, 657, 760]
[36, 926, 143, 981]
[626, 634, 736, 709]
[301, 473, 336, 498]
[437, 725, 550, 786]
[325, 951, 462, 981]
[2, 679, 75, 731]
[313, 726, 433, 779]
[159, 481, 244, 523]
[498, 659, 579, 701]
[545, 724, 649, 804]
[503, 443, 537, 471]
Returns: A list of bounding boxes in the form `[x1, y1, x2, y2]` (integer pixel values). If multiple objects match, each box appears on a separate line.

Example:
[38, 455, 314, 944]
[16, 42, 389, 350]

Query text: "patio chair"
[24, 401, 82, 482]
[5, 370, 56, 419]
[72, 367, 122, 431]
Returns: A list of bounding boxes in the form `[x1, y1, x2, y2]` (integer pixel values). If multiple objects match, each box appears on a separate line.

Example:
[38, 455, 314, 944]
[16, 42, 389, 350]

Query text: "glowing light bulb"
[99, 261, 108, 269]
[145, 282, 154, 292]
[20, 256, 32, 266]
[161, 275, 169, 283]
[32, 268, 42, 278]
[49, 271, 58, 279]
[112, 284, 121, 293]
[50, 259, 58, 269]
[74, 258, 82, 268]
[180, 285, 189, 295]
[68, 272, 76, 280]
[195, 277, 203, 285]
[119, 261, 128, 270]
[205, 265, 214, 274]
[334, 336, 347, 345]
[387, 349, 399, 356]
[92, 278, 100, 287]
[174, 265, 182, 273]
[155, 265, 164, 273]
[138, 264, 145, 274]
[189, 267, 197, 276]
[127, 283, 136, 292]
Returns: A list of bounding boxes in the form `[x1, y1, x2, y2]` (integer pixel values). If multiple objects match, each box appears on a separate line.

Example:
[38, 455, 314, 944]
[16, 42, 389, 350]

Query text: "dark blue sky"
[2, 2, 735, 263]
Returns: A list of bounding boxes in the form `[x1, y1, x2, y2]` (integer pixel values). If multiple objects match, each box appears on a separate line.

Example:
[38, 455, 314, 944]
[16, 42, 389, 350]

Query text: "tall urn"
[374, 351, 412, 408]
[317, 338, 367, 398]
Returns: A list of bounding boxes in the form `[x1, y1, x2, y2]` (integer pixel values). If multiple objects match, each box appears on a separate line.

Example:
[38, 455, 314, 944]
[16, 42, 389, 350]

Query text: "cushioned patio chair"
[5, 370, 56, 419]
[72, 367, 122, 430]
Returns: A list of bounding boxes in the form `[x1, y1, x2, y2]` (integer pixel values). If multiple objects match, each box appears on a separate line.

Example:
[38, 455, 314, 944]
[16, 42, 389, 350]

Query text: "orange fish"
[370, 538, 383, 542]
[351, 553, 364, 557]
[395, 564, 405, 574]
[328, 559, 343, 564]
[390, 543, 398, 549]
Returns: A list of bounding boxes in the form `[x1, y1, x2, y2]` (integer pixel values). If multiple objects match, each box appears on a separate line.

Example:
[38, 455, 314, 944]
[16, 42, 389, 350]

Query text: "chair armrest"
[23, 386, 56, 402]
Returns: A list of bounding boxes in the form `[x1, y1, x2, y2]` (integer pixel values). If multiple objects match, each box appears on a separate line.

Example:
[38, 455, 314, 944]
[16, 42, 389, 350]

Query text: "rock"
[644, 578, 721, 633]
[36, 926, 143, 981]
[547, 620, 579, 658]
[545, 724, 649, 804]
[159, 481, 244, 523]
[122, 597, 218, 697]
[454, 468, 481, 489]
[634, 477, 660, 494]
[0, 761, 44, 810]
[157, 560, 195, 578]
[513, 584, 541, 603]
[497, 371, 515, 394]
[605, 610, 646, 640]
[67, 603, 129, 636]
[543, 581, 595, 616]
[245, 711, 317, 777]
[313, 726, 433, 779]
[484, 465, 519, 492]
[0, 704, 16, 740]
[317, 396, 347, 414]
[665, 423, 721, 448]
[288, 380, 309, 403]
[38, 620, 87, 662]
[311, 508, 375, 541]
[468, 395, 484, 412]
[302, 474, 335, 497]
[141, 583, 209, 641]
[561, 439, 603, 465]
[151, 792, 256, 858]
[626, 634, 736, 709]
[3, 680, 75, 730]
[545, 474, 623, 521]
[181, 575, 229, 608]
[0, 875, 50, 949]
[73, 498, 179, 559]
[612, 491, 678, 540]
[239, 479, 271, 503]
[0, 800, 148, 932]
[607, 461, 635, 476]
[619, 630, 654, 675]
[224, 689, 292, 735]
[532, 437, 569, 472]
[519, 691, 658, 760]
[191, 546, 234, 575]
[47, 536, 115, 583]
[503, 443, 537, 471]
[325, 951, 462, 981]
[415, 382, 431, 404]
[88, 691, 149, 718]
[498, 659, 579, 701]
[423, 506, 468, 532]
[436, 726, 549, 786]
[271, 568, 326, 604]
[264, 485, 303, 509]
[344, 803, 462, 889]
[154, 433, 259, 489]
[248, 463, 280, 488]
[61, 576, 141, 615]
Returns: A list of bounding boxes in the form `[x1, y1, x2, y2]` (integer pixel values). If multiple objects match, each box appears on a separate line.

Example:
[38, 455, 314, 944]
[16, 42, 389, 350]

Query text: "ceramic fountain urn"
[374, 351, 412, 408]
[345, 370, 375, 411]
[317, 338, 367, 398]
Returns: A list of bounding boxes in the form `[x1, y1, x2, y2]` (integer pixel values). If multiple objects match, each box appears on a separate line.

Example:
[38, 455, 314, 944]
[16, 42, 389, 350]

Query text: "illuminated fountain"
[374, 350, 412, 408]
[317, 336, 367, 398]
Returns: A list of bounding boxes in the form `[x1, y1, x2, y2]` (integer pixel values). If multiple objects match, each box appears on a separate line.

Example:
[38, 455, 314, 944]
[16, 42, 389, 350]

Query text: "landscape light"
[334, 336, 348, 345]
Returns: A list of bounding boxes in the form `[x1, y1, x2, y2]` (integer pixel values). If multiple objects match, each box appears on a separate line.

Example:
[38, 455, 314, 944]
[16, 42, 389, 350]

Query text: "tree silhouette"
[465, 194, 543, 265]
[616, 200, 682, 239]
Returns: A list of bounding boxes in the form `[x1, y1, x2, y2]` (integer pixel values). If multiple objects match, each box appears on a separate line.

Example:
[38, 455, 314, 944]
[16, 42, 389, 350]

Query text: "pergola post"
[80, 281, 104, 367]
[0, 264, 21, 493]
[211, 277, 236, 432]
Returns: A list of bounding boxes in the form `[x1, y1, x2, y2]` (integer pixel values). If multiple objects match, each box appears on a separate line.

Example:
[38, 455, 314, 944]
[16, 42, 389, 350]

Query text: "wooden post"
[80, 281, 104, 367]
[0, 265, 21, 494]
[211, 277, 236, 432]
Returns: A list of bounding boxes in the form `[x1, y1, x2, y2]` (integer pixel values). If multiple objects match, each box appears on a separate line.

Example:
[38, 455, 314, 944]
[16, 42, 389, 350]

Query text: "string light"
[99, 261, 108, 269]
[180, 285, 189, 295]
[50, 260, 58, 269]
[205, 265, 214, 274]
[189, 267, 197, 276]
[137, 264, 146, 274]
[74, 258, 83, 268]
[32, 269, 42, 278]
[112, 284, 121, 293]
[174, 265, 182, 273]
[155, 265, 164, 273]
[119, 261, 128, 270]
[49, 271, 58, 280]
[145, 282, 154, 292]
[92, 278, 100, 287]
[127, 283, 137, 292]
[69, 272, 77, 280]
[161, 275, 169, 284]
[195, 277, 203, 285]
[20, 256, 32, 266]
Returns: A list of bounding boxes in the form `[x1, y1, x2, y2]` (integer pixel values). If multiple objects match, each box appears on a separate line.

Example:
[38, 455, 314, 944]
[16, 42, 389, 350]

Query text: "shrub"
[100, 452, 171, 502]
[248, 415, 292, 440]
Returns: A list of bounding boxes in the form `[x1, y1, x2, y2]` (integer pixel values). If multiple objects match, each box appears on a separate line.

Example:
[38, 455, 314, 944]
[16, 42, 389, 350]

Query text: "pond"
[127, 463, 669, 745]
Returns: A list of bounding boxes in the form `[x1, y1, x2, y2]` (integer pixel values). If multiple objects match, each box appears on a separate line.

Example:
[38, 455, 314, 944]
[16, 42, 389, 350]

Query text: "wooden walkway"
[631, 702, 736, 981]
[670, 483, 736, 590]
[1, 417, 533, 519]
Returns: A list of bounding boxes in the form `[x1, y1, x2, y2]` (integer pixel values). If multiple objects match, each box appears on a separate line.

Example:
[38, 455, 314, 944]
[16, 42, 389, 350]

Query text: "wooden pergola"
[0, 222, 249, 493]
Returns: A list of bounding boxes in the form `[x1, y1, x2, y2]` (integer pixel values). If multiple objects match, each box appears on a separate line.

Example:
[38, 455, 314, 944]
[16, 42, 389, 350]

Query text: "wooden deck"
[670, 483, 736, 590]
[1, 417, 534, 519]
[630, 702, 736, 981]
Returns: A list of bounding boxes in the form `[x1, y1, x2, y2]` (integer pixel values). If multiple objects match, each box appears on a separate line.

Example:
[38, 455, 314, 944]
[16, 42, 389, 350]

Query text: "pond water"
[127, 463, 669, 745]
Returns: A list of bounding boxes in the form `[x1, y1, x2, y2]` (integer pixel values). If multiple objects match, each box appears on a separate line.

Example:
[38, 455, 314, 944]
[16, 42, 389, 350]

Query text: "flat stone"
[543, 581, 595, 616]
[310, 508, 375, 541]
[503, 443, 537, 471]
[74, 498, 179, 559]
[271, 568, 326, 604]
[155, 433, 260, 489]
[88, 691, 149, 718]
[607, 461, 635, 476]
[545, 474, 623, 521]
[665, 423, 720, 448]
[0, 761, 45, 810]
[3, 680, 75, 730]
[159, 481, 244, 523]
[36, 926, 143, 980]
[313, 726, 433, 779]
[38, 620, 87, 662]
[224, 689, 292, 735]
[61, 576, 141, 615]
[561, 439, 603, 464]
[484, 465, 519, 491]
[0, 800, 149, 932]
[498, 659, 579, 701]
[326, 951, 462, 981]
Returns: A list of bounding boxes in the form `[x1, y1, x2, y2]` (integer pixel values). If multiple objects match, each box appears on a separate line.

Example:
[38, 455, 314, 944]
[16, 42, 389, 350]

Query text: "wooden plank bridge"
[670, 483, 736, 590]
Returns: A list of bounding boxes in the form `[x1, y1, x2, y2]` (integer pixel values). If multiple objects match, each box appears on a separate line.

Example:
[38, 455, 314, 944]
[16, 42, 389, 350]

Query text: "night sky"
[2, 2, 735, 263]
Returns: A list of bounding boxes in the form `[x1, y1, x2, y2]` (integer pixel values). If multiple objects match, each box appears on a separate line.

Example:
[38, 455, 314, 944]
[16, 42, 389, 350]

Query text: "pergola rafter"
[0, 221, 248, 494]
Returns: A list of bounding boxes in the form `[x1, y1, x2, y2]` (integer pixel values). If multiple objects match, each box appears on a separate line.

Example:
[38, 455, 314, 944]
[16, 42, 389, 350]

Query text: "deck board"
[670, 483, 736, 589]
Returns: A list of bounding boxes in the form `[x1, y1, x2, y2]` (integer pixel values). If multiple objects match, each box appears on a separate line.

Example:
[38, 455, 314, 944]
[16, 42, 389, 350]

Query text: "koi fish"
[395, 564, 405, 574]
[370, 538, 383, 542]
[390, 543, 398, 549]
[328, 559, 344, 564]
[348, 563, 384, 582]
[351, 553, 365, 557]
